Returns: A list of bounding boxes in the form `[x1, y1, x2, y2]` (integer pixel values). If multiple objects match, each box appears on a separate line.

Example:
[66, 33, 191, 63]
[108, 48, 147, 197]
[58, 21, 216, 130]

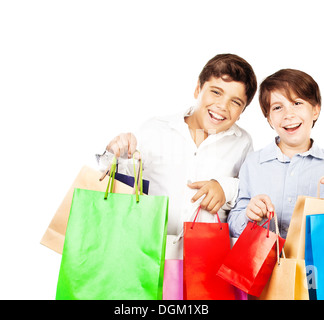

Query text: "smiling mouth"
[283, 123, 302, 132]
[208, 110, 226, 121]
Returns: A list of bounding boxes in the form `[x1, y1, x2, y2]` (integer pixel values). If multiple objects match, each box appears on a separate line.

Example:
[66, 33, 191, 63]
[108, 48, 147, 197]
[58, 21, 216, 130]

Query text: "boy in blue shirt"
[228, 68, 324, 239]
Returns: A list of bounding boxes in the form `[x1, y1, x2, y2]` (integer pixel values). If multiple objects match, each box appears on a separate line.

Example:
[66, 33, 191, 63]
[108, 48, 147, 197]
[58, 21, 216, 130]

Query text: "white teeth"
[209, 111, 225, 120]
[284, 123, 301, 129]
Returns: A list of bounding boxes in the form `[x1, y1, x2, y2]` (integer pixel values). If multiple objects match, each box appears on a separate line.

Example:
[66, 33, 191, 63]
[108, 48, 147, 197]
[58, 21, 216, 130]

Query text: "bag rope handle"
[253, 211, 286, 265]
[270, 211, 286, 265]
[104, 156, 117, 199]
[190, 205, 222, 230]
[259, 211, 274, 238]
[173, 205, 222, 244]
[103, 151, 143, 202]
[133, 151, 143, 203]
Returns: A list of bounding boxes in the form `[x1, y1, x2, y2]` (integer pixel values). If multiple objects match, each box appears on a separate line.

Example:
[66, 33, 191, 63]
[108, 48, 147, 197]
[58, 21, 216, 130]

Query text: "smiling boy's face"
[186, 76, 247, 139]
[267, 90, 321, 156]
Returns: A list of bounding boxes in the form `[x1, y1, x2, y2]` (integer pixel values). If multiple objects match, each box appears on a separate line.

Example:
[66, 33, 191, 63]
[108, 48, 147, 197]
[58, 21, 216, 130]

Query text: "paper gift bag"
[217, 212, 285, 297]
[255, 214, 309, 300]
[285, 196, 324, 260]
[230, 238, 248, 300]
[163, 235, 183, 300]
[163, 259, 183, 300]
[183, 206, 235, 300]
[257, 257, 308, 300]
[284, 182, 324, 299]
[305, 214, 318, 300]
[56, 157, 168, 300]
[305, 214, 324, 300]
[41, 163, 149, 254]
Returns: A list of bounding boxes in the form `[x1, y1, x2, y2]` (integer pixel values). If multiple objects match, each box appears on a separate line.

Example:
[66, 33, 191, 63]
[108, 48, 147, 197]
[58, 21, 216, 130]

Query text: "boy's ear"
[313, 104, 321, 120]
[194, 80, 201, 99]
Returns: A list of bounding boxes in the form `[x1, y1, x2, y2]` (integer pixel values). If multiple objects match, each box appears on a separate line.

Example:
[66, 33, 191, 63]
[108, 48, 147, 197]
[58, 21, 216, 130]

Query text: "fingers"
[246, 194, 275, 222]
[189, 181, 209, 203]
[246, 201, 266, 222]
[200, 194, 222, 214]
[128, 133, 138, 158]
[320, 176, 324, 184]
[189, 180, 225, 214]
[106, 132, 137, 158]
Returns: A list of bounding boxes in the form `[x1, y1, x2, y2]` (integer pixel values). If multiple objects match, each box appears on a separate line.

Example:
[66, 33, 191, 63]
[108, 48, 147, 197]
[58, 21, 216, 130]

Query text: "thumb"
[260, 195, 275, 213]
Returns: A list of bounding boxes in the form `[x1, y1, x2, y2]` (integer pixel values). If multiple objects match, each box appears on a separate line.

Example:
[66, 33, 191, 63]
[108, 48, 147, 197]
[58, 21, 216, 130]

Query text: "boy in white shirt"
[98, 53, 257, 240]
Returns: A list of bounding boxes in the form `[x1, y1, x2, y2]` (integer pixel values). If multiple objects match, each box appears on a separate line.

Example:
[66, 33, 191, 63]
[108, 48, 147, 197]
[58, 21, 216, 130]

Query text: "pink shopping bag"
[163, 259, 183, 300]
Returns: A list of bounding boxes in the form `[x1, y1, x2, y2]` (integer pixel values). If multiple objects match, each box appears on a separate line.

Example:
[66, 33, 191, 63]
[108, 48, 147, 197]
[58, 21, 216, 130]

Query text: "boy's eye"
[232, 100, 242, 107]
[272, 105, 282, 111]
[211, 90, 220, 95]
[294, 101, 303, 106]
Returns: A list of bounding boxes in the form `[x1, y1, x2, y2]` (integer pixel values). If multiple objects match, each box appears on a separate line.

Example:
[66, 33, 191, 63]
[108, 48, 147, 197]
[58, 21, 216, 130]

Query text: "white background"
[1, 0, 323, 299]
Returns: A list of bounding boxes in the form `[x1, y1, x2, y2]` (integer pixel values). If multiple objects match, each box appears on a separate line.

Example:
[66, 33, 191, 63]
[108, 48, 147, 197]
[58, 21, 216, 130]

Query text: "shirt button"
[194, 152, 197, 156]
[290, 171, 294, 176]
[288, 197, 292, 203]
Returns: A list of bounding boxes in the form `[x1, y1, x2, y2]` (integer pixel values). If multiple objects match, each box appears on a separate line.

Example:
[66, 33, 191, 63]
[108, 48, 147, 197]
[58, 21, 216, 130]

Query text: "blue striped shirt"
[228, 137, 324, 239]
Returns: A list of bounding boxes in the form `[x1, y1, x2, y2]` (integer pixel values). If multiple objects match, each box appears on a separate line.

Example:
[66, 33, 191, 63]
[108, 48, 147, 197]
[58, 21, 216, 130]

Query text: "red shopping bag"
[183, 206, 235, 300]
[217, 212, 285, 297]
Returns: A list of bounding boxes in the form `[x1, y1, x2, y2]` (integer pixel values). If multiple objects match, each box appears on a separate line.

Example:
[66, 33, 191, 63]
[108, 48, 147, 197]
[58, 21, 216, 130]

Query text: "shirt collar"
[304, 140, 324, 160]
[259, 136, 324, 163]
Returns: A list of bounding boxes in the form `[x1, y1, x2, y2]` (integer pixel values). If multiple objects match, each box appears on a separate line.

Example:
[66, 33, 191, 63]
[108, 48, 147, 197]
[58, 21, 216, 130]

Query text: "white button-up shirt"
[99, 108, 253, 237]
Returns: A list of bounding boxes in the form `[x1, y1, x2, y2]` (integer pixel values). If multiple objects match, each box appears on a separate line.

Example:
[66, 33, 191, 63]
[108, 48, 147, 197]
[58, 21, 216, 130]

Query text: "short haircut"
[198, 53, 257, 107]
[259, 69, 322, 119]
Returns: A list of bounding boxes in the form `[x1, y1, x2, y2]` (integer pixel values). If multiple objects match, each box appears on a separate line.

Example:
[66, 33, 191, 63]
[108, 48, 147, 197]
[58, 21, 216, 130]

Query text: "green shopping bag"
[56, 156, 168, 300]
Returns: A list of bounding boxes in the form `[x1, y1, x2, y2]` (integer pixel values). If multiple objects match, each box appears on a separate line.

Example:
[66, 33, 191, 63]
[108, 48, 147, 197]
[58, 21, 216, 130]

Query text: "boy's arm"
[215, 176, 240, 210]
[188, 138, 254, 215]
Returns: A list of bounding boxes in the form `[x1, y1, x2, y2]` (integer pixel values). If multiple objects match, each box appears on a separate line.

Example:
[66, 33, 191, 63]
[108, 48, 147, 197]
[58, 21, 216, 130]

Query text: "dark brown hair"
[198, 53, 257, 107]
[259, 69, 321, 120]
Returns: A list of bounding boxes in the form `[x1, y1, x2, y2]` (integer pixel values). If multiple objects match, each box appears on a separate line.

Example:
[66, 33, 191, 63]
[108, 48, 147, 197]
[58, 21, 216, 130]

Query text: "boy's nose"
[215, 98, 229, 110]
[283, 104, 296, 118]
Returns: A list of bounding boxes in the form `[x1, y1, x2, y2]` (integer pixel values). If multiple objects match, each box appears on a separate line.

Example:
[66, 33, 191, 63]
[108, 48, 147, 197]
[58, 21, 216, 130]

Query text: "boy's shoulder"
[139, 109, 190, 132]
[232, 123, 252, 141]
[139, 113, 178, 132]
[309, 140, 324, 160]
[244, 139, 277, 165]
[227, 124, 254, 152]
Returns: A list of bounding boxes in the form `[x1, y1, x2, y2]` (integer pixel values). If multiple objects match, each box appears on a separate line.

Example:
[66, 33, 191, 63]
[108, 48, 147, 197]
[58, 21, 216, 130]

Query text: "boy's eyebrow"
[210, 86, 224, 93]
[270, 101, 281, 107]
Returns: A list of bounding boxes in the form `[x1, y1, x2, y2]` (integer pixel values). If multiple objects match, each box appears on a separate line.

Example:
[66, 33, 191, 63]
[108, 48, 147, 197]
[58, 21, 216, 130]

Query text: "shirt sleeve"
[216, 176, 240, 210]
[227, 159, 253, 237]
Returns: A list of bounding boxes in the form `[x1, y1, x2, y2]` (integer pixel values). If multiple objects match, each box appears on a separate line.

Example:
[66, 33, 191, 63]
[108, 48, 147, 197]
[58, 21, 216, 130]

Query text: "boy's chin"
[205, 126, 227, 135]
[206, 123, 233, 134]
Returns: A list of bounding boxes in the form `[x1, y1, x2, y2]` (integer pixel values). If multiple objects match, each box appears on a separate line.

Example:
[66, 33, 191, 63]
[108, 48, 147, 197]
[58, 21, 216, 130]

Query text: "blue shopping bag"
[115, 172, 149, 194]
[305, 214, 324, 300]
